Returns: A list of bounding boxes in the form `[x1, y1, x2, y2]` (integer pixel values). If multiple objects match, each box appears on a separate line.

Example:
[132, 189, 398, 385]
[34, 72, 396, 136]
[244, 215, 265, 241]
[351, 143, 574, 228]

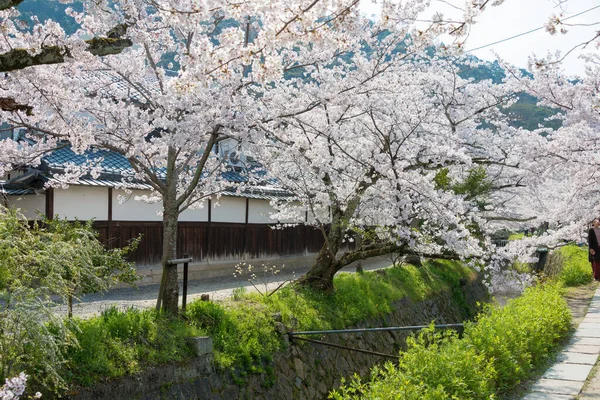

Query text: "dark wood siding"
[92, 221, 332, 266]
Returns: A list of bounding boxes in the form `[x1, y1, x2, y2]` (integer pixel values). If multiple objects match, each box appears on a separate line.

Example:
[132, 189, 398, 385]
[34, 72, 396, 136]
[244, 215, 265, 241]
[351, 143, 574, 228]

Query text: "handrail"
[288, 323, 464, 337]
[166, 257, 193, 265]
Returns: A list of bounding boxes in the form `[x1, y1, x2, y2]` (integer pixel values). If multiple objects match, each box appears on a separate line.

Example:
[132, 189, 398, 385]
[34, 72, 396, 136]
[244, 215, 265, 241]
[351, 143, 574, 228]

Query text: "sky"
[360, 0, 600, 76]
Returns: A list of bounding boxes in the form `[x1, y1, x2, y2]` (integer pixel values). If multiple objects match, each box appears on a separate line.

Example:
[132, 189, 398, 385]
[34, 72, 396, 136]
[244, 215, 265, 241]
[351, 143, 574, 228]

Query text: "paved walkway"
[59, 257, 393, 318]
[524, 287, 600, 399]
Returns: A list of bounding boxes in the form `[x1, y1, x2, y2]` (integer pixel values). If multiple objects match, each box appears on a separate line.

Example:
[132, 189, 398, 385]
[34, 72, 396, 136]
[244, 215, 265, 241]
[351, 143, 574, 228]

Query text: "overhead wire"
[465, 4, 600, 53]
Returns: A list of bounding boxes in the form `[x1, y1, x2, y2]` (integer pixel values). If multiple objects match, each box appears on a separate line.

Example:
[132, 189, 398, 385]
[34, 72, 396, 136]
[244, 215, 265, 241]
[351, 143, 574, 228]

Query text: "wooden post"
[243, 198, 249, 255]
[182, 253, 189, 312]
[45, 187, 54, 220]
[107, 187, 113, 247]
[207, 198, 212, 259]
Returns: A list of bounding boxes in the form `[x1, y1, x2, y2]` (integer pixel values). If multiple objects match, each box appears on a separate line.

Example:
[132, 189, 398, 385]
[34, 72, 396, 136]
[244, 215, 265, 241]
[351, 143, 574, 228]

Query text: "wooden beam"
[45, 187, 54, 220]
[207, 198, 212, 260]
[243, 198, 249, 255]
[107, 187, 113, 246]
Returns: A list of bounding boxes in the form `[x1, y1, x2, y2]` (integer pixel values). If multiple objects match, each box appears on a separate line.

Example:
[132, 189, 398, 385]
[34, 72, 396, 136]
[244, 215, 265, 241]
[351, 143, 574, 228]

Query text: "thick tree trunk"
[297, 245, 339, 291]
[159, 197, 179, 313]
[156, 147, 180, 314]
[298, 221, 343, 291]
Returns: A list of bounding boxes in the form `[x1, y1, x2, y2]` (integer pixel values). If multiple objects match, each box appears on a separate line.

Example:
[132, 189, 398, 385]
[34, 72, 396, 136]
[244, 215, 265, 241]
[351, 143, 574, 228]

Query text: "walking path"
[58, 257, 392, 318]
[524, 286, 600, 399]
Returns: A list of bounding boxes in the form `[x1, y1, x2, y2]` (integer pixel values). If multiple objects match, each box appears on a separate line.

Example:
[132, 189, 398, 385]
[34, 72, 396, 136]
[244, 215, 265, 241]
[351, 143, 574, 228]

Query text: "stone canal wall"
[70, 276, 488, 400]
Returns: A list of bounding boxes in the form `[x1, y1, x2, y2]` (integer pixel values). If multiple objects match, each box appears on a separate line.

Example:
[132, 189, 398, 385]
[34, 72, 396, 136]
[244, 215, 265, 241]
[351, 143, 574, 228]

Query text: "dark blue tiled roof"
[44, 146, 135, 175]
[41, 145, 276, 186]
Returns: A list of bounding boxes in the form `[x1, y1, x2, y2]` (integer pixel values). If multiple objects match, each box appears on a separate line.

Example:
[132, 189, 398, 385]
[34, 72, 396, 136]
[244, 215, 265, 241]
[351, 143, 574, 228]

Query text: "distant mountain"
[458, 58, 561, 131]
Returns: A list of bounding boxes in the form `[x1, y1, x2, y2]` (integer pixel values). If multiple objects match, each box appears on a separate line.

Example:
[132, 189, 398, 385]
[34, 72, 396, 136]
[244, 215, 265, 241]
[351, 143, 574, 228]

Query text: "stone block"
[543, 363, 593, 381]
[530, 378, 585, 396]
[189, 336, 213, 356]
[570, 336, 600, 346]
[578, 322, 600, 329]
[556, 351, 598, 365]
[523, 393, 574, 400]
[563, 344, 600, 354]
[574, 329, 600, 338]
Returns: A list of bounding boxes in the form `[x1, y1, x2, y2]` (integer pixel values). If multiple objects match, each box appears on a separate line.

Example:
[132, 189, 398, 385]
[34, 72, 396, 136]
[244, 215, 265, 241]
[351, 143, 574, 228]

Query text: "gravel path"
[57, 257, 394, 318]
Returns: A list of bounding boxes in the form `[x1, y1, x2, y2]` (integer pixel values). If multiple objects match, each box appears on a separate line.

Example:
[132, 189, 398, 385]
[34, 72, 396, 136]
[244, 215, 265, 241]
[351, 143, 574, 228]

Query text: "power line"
[465, 4, 600, 53]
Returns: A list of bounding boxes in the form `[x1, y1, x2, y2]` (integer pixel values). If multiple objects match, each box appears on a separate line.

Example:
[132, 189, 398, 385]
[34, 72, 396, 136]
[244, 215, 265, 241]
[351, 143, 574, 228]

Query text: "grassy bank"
[65, 260, 475, 388]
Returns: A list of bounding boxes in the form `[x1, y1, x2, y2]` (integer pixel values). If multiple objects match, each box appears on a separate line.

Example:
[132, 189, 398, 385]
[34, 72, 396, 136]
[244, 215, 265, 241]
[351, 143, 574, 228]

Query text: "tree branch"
[0, 0, 24, 11]
[0, 37, 132, 73]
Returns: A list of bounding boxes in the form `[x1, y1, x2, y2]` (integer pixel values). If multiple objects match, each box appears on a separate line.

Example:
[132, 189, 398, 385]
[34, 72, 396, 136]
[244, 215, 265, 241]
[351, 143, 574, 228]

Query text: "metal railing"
[287, 323, 465, 359]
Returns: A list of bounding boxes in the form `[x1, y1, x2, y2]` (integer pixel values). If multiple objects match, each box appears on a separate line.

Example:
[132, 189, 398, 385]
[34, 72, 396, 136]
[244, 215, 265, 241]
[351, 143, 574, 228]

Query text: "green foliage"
[0, 206, 139, 306]
[433, 168, 451, 190]
[0, 288, 73, 394]
[185, 300, 284, 370]
[453, 166, 493, 201]
[553, 245, 593, 287]
[466, 284, 570, 389]
[0, 207, 139, 394]
[8, 255, 474, 389]
[331, 326, 496, 400]
[184, 260, 474, 371]
[503, 93, 562, 131]
[333, 284, 571, 398]
[66, 307, 198, 386]
[433, 166, 493, 210]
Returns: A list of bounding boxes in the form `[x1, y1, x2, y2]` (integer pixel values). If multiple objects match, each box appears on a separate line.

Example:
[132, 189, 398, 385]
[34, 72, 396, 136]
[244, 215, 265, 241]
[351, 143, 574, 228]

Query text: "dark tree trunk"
[298, 211, 344, 291]
[159, 197, 179, 313]
[156, 147, 180, 314]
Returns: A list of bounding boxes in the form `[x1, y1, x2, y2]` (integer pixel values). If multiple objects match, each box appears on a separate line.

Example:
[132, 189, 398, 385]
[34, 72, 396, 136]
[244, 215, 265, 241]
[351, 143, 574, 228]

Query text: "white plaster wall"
[112, 189, 162, 221]
[248, 199, 276, 223]
[247, 199, 306, 224]
[211, 196, 246, 223]
[54, 186, 108, 220]
[179, 201, 209, 222]
[6, 194, 45, 220]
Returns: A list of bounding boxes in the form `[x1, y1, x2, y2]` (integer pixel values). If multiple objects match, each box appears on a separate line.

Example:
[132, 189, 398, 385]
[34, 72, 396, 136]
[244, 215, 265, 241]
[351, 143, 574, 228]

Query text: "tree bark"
[297, 209, 344, 291]
[159, 196, 179, 313]
[156, 147, 180, 314]
[298, 236, 341, 291]
[0, 38, 133, 73]
[0, 0, 24, 11]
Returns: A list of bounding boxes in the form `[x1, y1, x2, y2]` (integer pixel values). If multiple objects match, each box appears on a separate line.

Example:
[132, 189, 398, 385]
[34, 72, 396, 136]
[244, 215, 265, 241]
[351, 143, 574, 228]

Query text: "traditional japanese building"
[1, 140, 327, 282]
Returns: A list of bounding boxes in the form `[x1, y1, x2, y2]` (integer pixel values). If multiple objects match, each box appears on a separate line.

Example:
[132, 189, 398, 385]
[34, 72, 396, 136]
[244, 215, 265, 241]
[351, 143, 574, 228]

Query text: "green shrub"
[331, 327, 495, 400]
[332, 284, 571, 398]
[185, 301, 283, 370]
[466, 284, 570, 390]
[66, 307, 198, 386]
[554, 245, 593, 287]
[63, 259, 475, 386]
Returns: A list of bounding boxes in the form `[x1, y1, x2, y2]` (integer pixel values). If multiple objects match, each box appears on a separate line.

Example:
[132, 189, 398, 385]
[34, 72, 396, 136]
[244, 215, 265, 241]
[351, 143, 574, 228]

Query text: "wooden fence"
[92, 221, 328, 266]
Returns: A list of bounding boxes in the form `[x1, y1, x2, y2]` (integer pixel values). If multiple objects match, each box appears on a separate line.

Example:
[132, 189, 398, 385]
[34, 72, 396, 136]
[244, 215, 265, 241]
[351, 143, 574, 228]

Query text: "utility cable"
[465, 4, 600, 53]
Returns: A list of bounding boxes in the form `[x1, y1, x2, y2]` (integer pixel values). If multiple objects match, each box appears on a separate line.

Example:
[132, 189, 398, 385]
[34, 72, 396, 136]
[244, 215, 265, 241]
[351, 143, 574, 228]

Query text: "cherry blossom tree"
[0, 0, 513, 311]
[255, 49, 541, 290]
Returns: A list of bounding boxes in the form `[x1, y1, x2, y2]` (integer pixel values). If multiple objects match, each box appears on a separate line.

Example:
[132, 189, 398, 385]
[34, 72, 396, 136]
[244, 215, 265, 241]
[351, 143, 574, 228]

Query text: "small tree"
[0, 206, 138, 393]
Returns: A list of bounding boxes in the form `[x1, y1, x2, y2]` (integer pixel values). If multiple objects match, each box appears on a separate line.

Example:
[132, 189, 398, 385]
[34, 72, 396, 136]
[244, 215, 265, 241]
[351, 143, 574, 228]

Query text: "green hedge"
[332, 283, 571, 399]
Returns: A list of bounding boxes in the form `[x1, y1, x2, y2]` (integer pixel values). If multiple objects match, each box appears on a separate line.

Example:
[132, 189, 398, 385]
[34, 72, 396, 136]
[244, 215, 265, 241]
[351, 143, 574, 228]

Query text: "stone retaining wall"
[71, 276, 488, 400]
